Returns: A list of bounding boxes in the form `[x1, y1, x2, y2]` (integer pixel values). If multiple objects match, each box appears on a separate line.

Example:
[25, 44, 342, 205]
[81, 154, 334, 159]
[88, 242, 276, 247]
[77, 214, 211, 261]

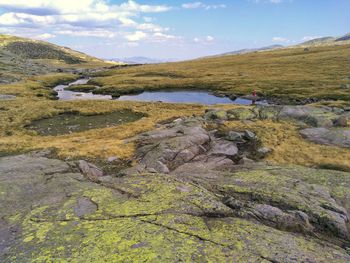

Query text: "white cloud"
[143, 17, 155, 23]
[193, 35, 215, 44]
[206, 35, 214, 42]
[125, 31, 147, 41]
[251, 0, 288, 4]
[0, 0, 181, 46]
[33, 33, 56, 40]
[0, 0, 171, 15]
[272, 36, 290, 43]
[0, 1, 172, 29]
[57, 29, 117, 38]
[182, 2, 226, 10]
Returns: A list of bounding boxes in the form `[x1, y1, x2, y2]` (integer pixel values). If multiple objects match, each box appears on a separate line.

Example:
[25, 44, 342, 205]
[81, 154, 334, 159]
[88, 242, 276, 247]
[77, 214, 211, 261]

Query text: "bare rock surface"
[300, 127, 350, 148]
[206, 105, 348, 128]
[1, 151, 350, 262]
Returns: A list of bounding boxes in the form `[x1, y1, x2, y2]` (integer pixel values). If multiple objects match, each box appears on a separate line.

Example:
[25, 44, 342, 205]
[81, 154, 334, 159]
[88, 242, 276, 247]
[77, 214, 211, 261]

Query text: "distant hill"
[0, 34, 110, 83]
[336, 33, 350, 42]
[109, 56, 175, 64]
[220, 45, 284, 56]
[301, 37, 335, 46]
[299, 33, 350, 46]
[206, 45, 283, 59]
[211, 32, 350, 59]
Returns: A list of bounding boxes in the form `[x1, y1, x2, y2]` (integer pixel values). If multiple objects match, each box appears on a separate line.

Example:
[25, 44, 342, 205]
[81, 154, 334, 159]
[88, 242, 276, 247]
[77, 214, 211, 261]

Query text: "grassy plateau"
[0, 35, 349, 169]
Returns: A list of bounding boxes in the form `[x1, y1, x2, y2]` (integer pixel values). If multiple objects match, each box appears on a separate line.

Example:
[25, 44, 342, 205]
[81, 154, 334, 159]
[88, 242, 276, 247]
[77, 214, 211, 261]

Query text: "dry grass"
[0, 96, 206, 159]
[91, 44, 350, 103]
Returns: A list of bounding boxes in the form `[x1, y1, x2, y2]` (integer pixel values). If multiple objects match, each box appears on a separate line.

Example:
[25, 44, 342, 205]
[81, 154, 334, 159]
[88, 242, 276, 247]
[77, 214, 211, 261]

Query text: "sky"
[0, 0, 349, 60]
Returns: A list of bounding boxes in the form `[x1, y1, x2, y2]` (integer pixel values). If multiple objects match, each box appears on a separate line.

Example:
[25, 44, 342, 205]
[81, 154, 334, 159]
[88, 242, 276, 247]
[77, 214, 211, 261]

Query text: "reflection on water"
[54, 79, 112, 100]
[117, 91, 266, 105]
[54, 79, 267, 105]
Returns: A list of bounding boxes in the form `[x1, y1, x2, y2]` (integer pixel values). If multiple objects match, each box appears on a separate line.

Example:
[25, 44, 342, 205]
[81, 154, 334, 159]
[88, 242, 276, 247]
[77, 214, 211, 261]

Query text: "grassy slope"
[90, 43, 350, 103]
[0, 34, 112, 83]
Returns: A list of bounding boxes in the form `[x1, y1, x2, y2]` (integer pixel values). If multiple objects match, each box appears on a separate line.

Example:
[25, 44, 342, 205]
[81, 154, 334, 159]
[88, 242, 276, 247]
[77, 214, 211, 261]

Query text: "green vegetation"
[4, 41, 83, 64]
[65, 84, 97, 92]
[0, 34, 113, 84]
[89, 44, 350, 103]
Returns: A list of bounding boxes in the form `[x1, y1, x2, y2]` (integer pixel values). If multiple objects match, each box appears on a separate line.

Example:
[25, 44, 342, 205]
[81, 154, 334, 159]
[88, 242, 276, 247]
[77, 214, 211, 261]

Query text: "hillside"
[299, 32, 350, 47]
[0, 35, 111, 83]
[300, 37, 336, 46]
[211, 44, 284, 57]
[89, 43, 350, 104]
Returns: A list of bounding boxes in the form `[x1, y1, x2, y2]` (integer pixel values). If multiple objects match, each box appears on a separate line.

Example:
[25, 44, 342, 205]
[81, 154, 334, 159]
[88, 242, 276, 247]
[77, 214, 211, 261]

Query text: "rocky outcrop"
[206, 105, 348, 128]
[1, 151, 350, 262]
[125, 117, 265, 174]
[206, 105, 350, 147]
[300, 127, 350, 148]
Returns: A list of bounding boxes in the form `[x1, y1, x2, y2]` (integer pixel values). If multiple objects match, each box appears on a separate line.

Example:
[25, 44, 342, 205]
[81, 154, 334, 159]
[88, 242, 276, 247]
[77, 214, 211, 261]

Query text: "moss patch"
[27, 110, 146, 136]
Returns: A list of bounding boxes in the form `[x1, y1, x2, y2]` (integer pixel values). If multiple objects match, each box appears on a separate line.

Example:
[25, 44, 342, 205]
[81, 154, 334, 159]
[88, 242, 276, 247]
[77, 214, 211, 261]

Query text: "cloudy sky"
[0, 0, 349, 60]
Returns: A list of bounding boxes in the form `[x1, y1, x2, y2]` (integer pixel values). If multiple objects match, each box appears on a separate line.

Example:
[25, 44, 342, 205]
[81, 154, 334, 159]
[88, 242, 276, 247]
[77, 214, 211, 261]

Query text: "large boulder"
[300, 127, 350, 148]
[278, 106, 339, 127]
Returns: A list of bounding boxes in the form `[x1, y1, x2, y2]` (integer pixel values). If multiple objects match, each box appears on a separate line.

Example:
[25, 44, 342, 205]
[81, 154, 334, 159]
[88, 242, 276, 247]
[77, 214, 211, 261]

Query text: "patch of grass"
[0, 74, 207, 159]
[90, 44, 350, 103]
[65, 84, 97, 92]
[0, 73, 79, 99]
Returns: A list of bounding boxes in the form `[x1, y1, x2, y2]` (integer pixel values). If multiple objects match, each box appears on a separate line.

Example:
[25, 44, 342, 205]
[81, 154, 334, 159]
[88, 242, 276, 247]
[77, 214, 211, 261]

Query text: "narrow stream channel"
[54, 79, 267, 105]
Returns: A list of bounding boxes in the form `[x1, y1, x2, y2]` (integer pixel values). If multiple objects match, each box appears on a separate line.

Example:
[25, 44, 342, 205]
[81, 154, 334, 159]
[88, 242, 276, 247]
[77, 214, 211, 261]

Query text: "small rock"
[243, 130, 256, 140]
[153, 161, 170, 174]
[341, 84, 350, 89]
[229, 94, 237, 100]
[98, 175, 113, 183]
[332, 107, 344, 114]
[334, 116, 348, 127]
[225, 131, 244, 142]
[146, 168, 157, 173]
[205, 110, 227, 121]
[107, 156, 119, 163]
[210, 140, 238, 157]
[78, 160, 104, 182]
[256, 147, 272, 158]
[0, 95, 16, 101]
[227, 108, 256, 121]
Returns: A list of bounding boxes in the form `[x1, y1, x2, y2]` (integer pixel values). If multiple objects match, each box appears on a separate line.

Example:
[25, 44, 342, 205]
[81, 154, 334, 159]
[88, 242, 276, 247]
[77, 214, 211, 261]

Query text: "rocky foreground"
[1, 106, 350, 262]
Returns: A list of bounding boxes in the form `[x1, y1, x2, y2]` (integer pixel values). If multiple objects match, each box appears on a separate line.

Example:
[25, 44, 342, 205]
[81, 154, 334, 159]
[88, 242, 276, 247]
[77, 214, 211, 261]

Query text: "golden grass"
[223, 119, 350, 170]
[91, 44, 350, 102]
[0, 96, 206, 159]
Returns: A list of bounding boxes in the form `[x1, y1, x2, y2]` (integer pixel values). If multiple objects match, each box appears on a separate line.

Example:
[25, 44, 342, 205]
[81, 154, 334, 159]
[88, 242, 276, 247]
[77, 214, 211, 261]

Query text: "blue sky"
[0, 0, 349, 60]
